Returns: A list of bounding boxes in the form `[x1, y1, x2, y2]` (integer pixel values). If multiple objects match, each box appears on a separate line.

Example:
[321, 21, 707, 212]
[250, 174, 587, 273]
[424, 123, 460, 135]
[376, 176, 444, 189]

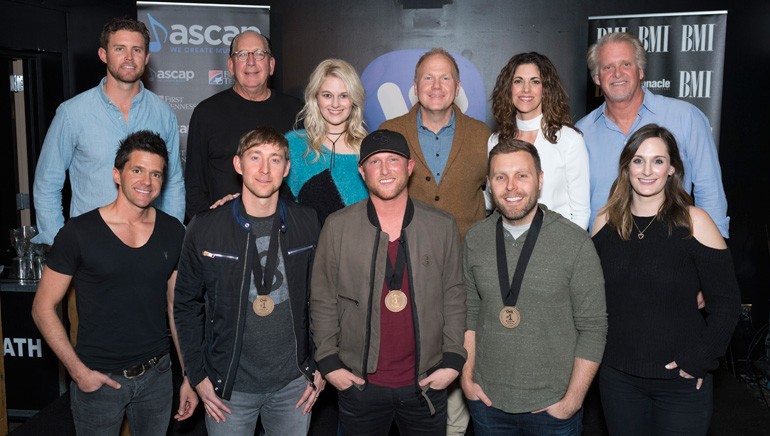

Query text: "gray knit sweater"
[464, 206, 607, 413]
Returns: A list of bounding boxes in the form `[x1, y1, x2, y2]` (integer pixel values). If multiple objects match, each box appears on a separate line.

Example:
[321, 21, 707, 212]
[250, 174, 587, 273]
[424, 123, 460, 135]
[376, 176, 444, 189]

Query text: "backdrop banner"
[137, 2, 270, 161]
[587, 11, 727, 146]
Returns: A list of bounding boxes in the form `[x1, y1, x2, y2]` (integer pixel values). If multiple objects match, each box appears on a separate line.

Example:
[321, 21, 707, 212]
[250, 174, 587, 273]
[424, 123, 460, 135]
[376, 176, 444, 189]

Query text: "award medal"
[495, 208, 543, 329]
[253, 295, 275, 316]
[250, 212, 282, 317]
[385, 289, 407, 312]
[499, 306, 521, 329]
[368, 199, 413, 314]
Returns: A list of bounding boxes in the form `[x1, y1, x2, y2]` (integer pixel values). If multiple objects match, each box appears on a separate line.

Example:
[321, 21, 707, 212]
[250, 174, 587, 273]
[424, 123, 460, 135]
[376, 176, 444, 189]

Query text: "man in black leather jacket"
[174, 127, 324, 435]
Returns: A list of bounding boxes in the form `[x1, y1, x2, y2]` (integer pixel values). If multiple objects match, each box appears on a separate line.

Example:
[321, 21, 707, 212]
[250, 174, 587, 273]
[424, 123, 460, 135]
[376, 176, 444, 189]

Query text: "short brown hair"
[100, 17, 150, 52]
[488, 137, 542, 176]
[236, 127, 289, 159]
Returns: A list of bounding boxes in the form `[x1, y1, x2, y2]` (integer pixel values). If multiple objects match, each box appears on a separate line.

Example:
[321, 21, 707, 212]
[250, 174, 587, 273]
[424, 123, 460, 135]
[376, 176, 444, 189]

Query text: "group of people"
[28, 16, 739, 436]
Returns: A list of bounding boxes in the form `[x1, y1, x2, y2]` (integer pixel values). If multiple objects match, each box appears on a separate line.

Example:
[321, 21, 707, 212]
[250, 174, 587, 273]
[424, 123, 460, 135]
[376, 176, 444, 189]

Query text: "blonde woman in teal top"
[286, 59, 368, 223]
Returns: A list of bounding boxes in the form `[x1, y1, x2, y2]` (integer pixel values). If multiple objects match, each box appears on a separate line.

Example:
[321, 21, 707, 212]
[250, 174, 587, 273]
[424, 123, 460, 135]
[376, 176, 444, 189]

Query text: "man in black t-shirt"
[32, 131, 198, 435]
[184, 30, 302, 219]
[175, 127, 324, 436]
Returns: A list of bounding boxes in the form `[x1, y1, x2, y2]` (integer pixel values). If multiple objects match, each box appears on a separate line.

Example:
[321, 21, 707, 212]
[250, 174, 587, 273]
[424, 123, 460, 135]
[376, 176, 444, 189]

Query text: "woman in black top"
[591, 124, 740, 435]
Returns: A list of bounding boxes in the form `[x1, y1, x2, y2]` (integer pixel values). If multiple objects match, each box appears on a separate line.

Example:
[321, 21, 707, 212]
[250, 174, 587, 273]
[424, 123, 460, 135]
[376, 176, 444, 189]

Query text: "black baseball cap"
[358, 129, 411, 164]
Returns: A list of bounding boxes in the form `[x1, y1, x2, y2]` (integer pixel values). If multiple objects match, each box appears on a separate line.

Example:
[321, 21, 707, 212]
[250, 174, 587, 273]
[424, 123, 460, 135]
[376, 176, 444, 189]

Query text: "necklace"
[326, 132, 345, 170]
[632, 216, 656, 239]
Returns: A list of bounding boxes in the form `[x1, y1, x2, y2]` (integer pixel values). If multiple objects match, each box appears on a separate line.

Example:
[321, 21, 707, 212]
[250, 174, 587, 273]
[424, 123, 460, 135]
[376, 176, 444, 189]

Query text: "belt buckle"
[123, 365, 145, 379]
[122, 356, 159, 379]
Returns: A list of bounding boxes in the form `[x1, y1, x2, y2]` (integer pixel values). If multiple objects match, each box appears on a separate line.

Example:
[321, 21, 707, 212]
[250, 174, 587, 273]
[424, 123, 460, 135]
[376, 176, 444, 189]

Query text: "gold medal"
[499, 306, 521, 329]
[384, 290, 407, 313]
[253, 295, 275, 316]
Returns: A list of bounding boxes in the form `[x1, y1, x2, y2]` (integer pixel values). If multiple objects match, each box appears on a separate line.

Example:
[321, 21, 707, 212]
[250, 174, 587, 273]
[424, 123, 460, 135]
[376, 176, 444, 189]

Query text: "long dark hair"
[492, 52, 575, 144]
[603, 124, 693, 240]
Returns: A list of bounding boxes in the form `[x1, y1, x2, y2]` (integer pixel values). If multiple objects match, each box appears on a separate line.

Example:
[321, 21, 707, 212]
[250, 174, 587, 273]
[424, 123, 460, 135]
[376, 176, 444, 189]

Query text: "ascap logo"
[678, 71, 712, 98]
[149, 69, 195, 82]
[681, 24, 715, 52]
[144, 13, 261, 53]
[638, 25, 670, 53]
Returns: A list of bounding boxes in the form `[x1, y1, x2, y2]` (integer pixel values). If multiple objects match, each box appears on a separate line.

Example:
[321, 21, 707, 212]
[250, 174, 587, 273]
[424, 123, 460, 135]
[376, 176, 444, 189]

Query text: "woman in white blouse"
[488, 52, 590, 229]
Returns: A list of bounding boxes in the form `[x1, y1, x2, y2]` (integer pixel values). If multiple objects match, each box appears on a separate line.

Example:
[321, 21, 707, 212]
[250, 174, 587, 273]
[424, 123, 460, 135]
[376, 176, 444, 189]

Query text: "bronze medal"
[499, 306, 521, 329]
[253, 295, 275, 316]
[384, 290, 407, 313]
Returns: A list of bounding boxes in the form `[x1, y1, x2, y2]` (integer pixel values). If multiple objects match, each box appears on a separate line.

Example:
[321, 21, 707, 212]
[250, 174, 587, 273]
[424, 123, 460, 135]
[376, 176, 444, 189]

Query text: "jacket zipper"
[202, 250, 239, 261]
[222, 231, 251, 394]
[287, 244, 314, 256]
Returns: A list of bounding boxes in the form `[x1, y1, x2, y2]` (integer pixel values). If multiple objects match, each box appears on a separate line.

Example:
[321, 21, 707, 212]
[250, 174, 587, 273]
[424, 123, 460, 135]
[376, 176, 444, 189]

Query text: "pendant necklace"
[633, 215, 656, 240]
[326, 131, 345, 169]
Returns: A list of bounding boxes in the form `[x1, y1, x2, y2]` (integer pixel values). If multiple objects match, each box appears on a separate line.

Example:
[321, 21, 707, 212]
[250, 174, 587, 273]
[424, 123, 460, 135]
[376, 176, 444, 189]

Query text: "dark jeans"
[70, 354, 172, 436]
[468, 400, 583, 436]
[338, 383, 447, 436]
[599, 365, 713, 436]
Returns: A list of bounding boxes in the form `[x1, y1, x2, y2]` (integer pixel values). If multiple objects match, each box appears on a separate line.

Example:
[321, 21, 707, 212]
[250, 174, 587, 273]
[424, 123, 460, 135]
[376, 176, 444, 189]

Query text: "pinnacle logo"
[360, 49, 486, 130]
[144, 13, 261, 53]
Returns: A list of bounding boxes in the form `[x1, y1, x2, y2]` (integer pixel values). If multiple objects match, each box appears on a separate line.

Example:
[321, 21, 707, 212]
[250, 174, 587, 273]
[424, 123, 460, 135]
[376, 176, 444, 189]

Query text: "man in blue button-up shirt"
[32, 17, 184, 245]
[576, 32, 729, 238]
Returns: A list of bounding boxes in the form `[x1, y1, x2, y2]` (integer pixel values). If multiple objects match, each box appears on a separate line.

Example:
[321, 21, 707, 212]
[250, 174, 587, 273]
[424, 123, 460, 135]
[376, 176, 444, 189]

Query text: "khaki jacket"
[311, 198, 467, 382]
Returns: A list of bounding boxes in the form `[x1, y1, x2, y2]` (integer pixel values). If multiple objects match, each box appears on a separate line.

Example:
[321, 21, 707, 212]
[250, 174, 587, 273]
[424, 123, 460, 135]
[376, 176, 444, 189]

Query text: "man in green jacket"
[311, 130, 466, 435]
[462, 138, 607, 435]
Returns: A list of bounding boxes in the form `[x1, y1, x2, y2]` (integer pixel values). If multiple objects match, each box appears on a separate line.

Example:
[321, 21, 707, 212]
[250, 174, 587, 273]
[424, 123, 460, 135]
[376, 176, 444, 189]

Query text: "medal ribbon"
[495, 207, 544, 307]
[367, 199, 412, 290]
[250, 213, 282, 296]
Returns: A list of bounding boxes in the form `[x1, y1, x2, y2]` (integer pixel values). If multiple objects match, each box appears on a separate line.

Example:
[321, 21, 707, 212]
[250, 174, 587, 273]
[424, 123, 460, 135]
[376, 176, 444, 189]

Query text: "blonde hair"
[296, 59, 367, 163]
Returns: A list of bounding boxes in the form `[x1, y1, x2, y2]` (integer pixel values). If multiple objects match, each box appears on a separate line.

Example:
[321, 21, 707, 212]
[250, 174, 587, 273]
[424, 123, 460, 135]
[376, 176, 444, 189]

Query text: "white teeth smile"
[505, 196, 523, 202]
[380, 178, 395, 184]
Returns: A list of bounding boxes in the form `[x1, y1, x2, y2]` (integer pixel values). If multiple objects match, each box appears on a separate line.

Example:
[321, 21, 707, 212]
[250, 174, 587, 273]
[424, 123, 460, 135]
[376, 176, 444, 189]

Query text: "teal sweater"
[463, 206, 607, 413]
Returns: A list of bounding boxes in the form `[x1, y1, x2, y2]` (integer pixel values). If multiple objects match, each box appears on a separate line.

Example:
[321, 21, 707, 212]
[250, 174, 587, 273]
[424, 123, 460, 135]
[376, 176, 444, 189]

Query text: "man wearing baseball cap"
[310, 130, 467, 435]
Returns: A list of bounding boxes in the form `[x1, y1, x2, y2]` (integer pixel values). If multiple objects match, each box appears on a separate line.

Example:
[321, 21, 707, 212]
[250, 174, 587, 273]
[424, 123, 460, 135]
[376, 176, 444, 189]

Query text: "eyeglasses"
[231, 49, 271, 62]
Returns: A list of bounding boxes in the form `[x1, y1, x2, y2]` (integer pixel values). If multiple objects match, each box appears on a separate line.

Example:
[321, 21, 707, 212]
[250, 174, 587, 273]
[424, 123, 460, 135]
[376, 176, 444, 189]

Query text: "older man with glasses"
[185, 30, 302, 219]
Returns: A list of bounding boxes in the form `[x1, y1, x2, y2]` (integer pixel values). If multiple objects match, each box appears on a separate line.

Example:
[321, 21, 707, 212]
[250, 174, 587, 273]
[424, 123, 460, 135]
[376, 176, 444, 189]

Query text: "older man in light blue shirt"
[576, 32, 728, 238]
[33, 18, 184, 245]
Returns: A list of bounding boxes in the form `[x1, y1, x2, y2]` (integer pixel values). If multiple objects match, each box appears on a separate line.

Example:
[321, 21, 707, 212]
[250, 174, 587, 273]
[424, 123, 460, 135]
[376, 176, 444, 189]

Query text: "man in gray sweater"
[461, 138, 607, 435]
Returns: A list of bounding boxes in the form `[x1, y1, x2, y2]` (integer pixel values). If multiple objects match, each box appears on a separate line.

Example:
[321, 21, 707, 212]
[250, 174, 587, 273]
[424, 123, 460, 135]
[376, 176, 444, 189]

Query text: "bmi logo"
[638, 25, 669, 53]
[679, 71, 712, 98]
[681, 24, 715, 52]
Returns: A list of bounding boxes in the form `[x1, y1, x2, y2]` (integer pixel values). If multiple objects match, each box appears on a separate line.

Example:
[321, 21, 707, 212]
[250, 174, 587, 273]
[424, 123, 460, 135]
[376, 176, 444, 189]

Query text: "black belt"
[118, 354, 164, 379]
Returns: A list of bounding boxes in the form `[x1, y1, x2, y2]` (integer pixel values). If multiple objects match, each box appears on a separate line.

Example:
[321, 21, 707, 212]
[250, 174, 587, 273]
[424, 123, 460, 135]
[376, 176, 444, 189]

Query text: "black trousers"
[338, 384, 448, 436]
[600, 365, 713, 436]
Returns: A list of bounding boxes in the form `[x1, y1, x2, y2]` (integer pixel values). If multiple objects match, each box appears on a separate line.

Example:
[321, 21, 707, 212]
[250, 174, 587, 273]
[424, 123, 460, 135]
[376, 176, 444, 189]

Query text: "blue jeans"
[338, 384, 448, 436]
[205, 375, 310, 436]
[599, 365, 713, 436]
[70, 354, 172, 436]
[468, 399, 583, 436]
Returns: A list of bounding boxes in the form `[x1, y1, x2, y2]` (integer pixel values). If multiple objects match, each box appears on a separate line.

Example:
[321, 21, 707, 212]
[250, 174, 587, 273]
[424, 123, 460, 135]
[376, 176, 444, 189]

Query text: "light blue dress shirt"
[417, 107, 456, 184]
[32, 77, 185, 244]
[576, 87, 729, 238]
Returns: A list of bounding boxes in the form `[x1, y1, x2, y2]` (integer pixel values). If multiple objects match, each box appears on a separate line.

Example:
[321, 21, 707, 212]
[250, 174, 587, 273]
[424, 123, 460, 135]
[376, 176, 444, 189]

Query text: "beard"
[107, 62, 144, 84]
[493, 189, 540, 224]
